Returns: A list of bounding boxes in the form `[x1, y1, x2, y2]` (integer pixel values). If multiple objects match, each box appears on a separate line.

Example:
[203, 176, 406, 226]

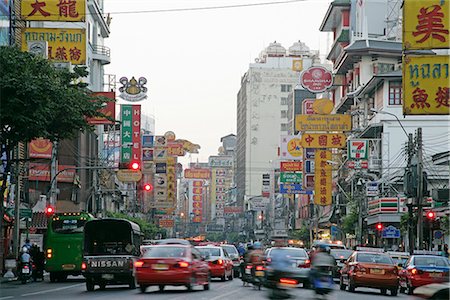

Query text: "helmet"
[253, 242, 262, 249]
[317, 244, 330, 253]
[22, 247, 28, 253]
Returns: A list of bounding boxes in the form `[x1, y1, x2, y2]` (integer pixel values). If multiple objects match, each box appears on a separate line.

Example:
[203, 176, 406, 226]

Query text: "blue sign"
[381, 225, 401, 238]
[305, 160, 315, 173]
[279, 183, 312, 195]
[305, 148, 315, 159]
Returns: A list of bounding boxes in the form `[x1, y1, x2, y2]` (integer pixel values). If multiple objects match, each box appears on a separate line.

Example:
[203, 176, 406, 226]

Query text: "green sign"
[120, 104, 133, 163]
[280, 172, 302, 183]
[6, 208, 32, 218]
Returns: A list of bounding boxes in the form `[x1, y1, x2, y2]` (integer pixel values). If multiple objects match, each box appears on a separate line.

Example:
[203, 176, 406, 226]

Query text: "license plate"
[255, 271, 264, 277]
[101, 274, 113, 280]
[22, 268, 30, 274]
[371, 269, 385, 275]
[245, 269, 251, 274]
[430, 272, 442, 277]
[62, 264, 75, 270]
[152, 264, 168, 270]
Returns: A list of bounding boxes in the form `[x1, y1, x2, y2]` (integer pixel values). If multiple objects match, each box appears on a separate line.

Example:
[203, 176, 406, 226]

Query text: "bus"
[45, 212, 95, 282]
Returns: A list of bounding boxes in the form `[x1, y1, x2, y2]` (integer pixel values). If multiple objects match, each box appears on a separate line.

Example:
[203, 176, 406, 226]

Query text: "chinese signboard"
[347, 139, 369, 160]
[120, 105, 141, 163]
[302, 99, 315, 115]
[280, 173, 302, 183]
[280, 161, 303, 172]
[280, 136, 303, 160]
[403, 55, 450, 115]
[21, 28, 86, 64]
[191, 180, 203, 223]
[295, 115, 352, 132]
[29, 138, 52, 159]
[184, 168, 210, 179]
[87, 92, 116, 125]
[300, 66, 333, 93]
[21, 0, 85, 21]
[208, 156, 233, 167]
[403, 0, 450, 50]
[314, 150, 332, 205]
[29, 163, 75, 183]
[301, 133, 346, 148]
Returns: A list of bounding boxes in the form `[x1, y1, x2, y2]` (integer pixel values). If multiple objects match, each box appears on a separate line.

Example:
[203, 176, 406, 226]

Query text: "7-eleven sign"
[348, 139, 368, 160]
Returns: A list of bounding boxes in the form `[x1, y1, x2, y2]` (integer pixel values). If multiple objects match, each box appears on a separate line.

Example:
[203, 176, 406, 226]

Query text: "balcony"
[90, 45, 111, 65]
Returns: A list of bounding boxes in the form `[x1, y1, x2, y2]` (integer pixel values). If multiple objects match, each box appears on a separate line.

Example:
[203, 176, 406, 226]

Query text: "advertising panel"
[29, 138, 52, 159]
[184, 168, 210, 179]
[167, 143, 184, 156]
[403, 55, 450, 115]
[280, 161, 303, 172]
[347, 139, 369, 160]
[21, 0, 85, 21]
[301, 133, 346, 148]
[300, 66, 333, 93]
[208, 156, 233, 167]
[87, 92, 116, 125]
[21, 28, 86, 64]
[280, 136, 303, 160]
[280, 173, 302, 183]
[131, 105, 141, 163]
[314, 150, 332, 205]
[295, 114, 352, 132]
[28, 163, 75, 183]
[279, 183, 310, 194]
[403, 0, 449, 50]
[302, 99, 315, 115]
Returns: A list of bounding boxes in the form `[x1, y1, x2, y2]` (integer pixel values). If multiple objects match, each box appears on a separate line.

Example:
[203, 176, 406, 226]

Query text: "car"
[312, 240, 347, 250]
[140, 245, 154, 256]
[220, 244, 242, 277]
[413, 282, 450, 299]
[340, 249, 399, 296]
[398, 255, 450, 295]
[196, 246, 234, 281]
[266, 247, 310, 287]
[330, 249, 354, 280]
[387, 251, 410, 267]
[134, 243, 210, 293]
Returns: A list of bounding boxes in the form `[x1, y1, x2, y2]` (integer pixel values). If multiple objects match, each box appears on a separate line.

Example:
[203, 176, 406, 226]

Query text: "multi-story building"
[236, 41, 318, 209]
[319, 0, 450, 248]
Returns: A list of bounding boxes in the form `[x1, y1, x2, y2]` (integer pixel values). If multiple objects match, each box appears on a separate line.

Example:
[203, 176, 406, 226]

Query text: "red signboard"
[131, 105, 141, 163]
[300, 66, 333, 93]
[29, 163, 76, 183]
[280, 161, 303, 172]
[347, 160, 369, 169]
[159, 219, 174, 228]
[302, 99, 316, 115]
[224, 206, 243, 214]
[29, 138, 52, 159]
[184, 168, 210, 179]
[87, 92, 116, 125]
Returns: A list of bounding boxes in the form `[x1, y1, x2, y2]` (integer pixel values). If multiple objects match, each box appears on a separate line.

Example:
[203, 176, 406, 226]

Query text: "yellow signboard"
[301, 133, 346, 148]
[403, 55, 450, 115]
[314, 150, 332, 206]
[292, 59, 303, 72]
[403, 0, 450, 50]
[116, 170, 142, 182]
[22, 28, 86, 65]
[21, 0, 85, 22]
[295, 115, 352, 132]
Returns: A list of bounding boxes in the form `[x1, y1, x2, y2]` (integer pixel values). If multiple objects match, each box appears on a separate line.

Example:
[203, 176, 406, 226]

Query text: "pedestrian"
[443, 244, 449, 258]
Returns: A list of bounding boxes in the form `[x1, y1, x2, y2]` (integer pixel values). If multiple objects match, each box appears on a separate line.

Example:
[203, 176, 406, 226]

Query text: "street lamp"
[370, 108, 408, 138]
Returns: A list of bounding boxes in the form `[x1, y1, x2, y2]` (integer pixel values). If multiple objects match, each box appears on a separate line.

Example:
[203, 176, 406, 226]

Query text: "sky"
[104, 0, 331, 165]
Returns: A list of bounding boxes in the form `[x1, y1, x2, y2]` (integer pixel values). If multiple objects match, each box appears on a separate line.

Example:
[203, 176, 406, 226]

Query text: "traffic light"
[258, 213, 263, 220]
[143, 183, 153, 192]
[426, 211, 435, 220]
[130, 161, 140, 170]
[45, 205, 55, 217]
[376, 223, 383, 231]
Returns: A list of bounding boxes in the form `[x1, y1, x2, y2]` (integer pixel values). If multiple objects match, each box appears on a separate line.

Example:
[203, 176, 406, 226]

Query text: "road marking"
[21, 283, 84, 297]
[0, 296, 14, 300]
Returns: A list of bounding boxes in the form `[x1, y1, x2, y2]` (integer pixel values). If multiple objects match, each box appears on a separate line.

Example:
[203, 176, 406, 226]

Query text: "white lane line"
[21, 283, 84, 297]
[0, 296, 14, 300]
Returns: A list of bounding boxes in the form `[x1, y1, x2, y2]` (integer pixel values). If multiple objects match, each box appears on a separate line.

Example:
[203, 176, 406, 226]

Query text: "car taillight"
[178, 261, 190, 268]
[46, 248, 52, 259]
[411, 268, 423, 275]
[217, 259, 223, 265]
[256, 265, 265, 271]
[246, 265, 253, 269]
[23, 265, 29, 269]
[299, 259, 310, 268]
[280, 278, 297, 285]
[81, 262, 87, 270]
[134, 261, 144, 268]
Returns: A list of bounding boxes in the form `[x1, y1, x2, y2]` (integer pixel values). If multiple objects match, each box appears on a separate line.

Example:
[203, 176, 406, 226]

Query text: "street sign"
[305, 160, 315, 173]
[5, 208, 32, 218]
[366, 181, 380, 197]
[116, 170, 142, 182]
[279, 184, 312, 194]
[347, 160, 368, 169]
[271, 229, 288, 237]
[280, 173, 302, 183]
[381, 225, 401, 239]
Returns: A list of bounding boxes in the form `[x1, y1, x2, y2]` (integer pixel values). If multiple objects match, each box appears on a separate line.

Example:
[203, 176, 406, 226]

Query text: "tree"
[106, 212, 162, 239]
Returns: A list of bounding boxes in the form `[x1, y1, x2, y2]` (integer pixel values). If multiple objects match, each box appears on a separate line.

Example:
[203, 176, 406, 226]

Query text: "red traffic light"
[130, 162, 140, 170]
[427, 211, 435, 219]
[143, 183, 153, 192]
[376, 223, 383, 230]
[45, 206, 55, 217]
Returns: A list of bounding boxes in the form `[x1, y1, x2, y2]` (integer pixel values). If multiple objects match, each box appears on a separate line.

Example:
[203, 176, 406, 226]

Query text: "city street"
[0, 276, 420, 300]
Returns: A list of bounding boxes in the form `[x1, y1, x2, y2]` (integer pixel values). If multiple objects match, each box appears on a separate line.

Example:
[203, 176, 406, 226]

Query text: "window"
[281, 123, 289, 131]
[389, 81, 402, 105]
[281, 110, 288, 118]
[281, 84, 292, 93]
[281, 97, 288, 105]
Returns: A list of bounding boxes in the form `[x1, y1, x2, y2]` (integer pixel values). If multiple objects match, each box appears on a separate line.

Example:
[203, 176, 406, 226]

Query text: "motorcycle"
[32, 262, 44, 281]
[252, 264, 266, 290]
[266, 275, 297, 299]
[241, 262, 253, 286]
[312, 266, 334, 297]
[18, 262, 32, 284]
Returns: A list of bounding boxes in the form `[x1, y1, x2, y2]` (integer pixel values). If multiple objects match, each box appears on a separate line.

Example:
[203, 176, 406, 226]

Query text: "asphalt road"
[0, 276, 421, 300]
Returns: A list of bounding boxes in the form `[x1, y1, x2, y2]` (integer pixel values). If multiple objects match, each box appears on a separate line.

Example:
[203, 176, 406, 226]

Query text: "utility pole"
[49, 141, 58, 206]
[407, 133, 415, 254]
[416, 128, 424, 250]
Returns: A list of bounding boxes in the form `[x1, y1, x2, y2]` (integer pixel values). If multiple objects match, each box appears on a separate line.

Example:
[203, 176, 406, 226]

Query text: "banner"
[314, 150, 332, 205]
[21, 0, 86, 21]
[21, 28, 86, 64]
[301, 133, 346, 148]
[29, 138, 52, 159]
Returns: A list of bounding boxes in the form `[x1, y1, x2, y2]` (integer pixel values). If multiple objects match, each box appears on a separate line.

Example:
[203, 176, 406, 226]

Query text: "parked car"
[266, 247, 310, 287]
[196, 246, 233, 281]
[398, 255, 450, 295]
[330, 249, 354, 280]
[220, 244, 241, 277]
[135, 243, 210, 292]
[340, 250, 399, 296]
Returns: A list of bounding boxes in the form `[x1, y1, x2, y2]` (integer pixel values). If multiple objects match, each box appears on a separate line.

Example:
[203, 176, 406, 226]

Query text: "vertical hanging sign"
[131, 105, 141, 163]
[120, 105, 132, 163]
[314, 150, 332, 206]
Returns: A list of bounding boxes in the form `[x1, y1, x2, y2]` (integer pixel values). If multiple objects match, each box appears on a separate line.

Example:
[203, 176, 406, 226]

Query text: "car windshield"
[198, 247, 221, 257]
[330, 250, 353, 260]
[414, 257, 449, 267]
[221, 245, 238, 255]
[143, 246, 187, 258]
[357, 253, 393, 264]
[270, 248, 307, 258]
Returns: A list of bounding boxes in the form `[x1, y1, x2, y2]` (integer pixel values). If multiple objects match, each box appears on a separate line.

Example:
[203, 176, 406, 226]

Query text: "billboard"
[347, 139, 369, 160]
[403, 55, 450, 115]
[29, 138, 52, 159]
[184, 168, 210, 179]
[295, 115, 352, 132]
[301, 133, 346, 148]
[280, 136, 303, 160]
[21, 28, 86, 65]
[28, 163, 75, 183]
[300, 66, 333, 93]
[21, 0, 85, 21]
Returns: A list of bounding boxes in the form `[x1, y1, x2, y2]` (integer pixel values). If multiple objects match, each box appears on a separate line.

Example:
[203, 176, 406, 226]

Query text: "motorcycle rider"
[19, 246, 33, 278]
[309, 244, 335, 288]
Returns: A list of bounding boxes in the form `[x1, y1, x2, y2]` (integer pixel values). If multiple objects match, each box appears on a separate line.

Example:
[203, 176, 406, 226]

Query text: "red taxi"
[398, 254, 450, 295]
[340, 248, 399, 296]
[134, 243, 210, 292]
[196, 246, 233, 281]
